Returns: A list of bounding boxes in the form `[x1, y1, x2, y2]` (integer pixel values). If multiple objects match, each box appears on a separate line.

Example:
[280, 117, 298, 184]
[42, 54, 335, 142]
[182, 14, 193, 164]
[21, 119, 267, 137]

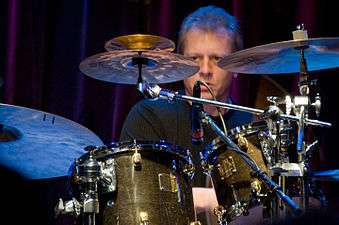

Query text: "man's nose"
[199, 56, 213, 78]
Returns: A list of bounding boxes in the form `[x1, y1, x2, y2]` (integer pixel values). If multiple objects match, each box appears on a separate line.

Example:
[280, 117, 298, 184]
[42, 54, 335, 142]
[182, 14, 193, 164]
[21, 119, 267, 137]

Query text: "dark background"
[1, 0, 338, 224]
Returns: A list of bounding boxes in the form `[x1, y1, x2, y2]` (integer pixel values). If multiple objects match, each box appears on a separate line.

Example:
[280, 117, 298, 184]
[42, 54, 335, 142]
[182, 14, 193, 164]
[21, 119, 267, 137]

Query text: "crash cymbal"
[0, 103, 104, 179]
[310, 169, 339, 181]
[104, 34, 175, 52]
[219, 37, 339, 74]
[79, 50, 199, 84]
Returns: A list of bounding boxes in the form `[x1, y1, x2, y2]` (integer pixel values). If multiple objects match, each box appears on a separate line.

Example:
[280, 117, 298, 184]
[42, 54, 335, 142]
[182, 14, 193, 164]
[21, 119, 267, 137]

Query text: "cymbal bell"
[219, 37, 339, 74]
[79, 50, 199, 84]
[0, 103, 104, 179]
[104, 34, 175, 52]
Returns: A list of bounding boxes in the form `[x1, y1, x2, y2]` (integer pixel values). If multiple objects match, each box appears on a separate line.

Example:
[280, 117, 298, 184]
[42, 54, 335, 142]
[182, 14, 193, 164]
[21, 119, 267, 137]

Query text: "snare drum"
[202, 121, 269, 223]
[71, 141, 196, 225]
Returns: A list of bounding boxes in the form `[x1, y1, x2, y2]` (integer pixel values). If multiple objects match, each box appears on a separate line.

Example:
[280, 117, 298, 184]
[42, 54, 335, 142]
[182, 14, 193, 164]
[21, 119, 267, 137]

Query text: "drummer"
[120, 5, 252, 224]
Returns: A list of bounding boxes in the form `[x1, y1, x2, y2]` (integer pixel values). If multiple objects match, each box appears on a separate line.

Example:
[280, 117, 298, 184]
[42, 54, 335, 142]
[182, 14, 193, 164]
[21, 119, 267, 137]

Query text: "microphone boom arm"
[138, 82, 331, 128]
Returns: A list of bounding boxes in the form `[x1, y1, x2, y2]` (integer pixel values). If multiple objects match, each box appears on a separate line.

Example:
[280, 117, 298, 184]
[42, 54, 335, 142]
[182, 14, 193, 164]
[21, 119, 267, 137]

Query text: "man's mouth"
[200, 83, 213, 92]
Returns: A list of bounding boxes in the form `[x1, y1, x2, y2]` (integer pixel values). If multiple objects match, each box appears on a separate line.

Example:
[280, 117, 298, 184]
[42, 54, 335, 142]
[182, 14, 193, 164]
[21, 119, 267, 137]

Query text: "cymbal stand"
[55, 150, 101, 225]
[75, 150, 102, 225]
[133, 51, 158, 98]
[288, 25, 317, 212]
[265, 25, 324, 220]
[134, 51, 146, 90]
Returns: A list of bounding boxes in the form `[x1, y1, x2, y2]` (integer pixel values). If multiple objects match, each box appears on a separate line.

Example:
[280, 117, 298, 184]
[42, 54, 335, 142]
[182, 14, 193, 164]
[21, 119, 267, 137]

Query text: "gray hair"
[177, 5, 243, 53]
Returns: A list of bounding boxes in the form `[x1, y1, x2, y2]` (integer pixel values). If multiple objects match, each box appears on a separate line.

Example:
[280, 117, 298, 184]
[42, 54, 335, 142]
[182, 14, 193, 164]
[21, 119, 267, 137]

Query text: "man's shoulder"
[133, 98, 188, 113]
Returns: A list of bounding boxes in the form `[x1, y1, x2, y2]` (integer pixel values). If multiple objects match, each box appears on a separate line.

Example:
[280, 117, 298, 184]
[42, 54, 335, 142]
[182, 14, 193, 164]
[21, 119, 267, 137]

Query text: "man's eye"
[212, 56, 223, 62]
[191, 56, 199, 61]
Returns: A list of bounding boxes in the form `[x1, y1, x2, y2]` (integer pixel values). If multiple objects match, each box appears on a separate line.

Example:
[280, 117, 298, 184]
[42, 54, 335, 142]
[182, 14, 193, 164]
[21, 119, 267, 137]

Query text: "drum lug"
[183, 164, 195, 178]
[213, 205, 228, 225]
[249, 179, 266, 206]
[251, 179, 262, 194]
[139, 211, 150, 225]
[236, 134, 249, 151]
[132, 149, 142, 169]
[183, 150, 195, 178]
[258, 131, 276, 166]
[200, 152, 213, 175]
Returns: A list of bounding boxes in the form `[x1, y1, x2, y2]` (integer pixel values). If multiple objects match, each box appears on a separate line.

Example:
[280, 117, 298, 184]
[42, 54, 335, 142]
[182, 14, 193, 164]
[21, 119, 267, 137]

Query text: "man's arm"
[192, 187, 219, 215]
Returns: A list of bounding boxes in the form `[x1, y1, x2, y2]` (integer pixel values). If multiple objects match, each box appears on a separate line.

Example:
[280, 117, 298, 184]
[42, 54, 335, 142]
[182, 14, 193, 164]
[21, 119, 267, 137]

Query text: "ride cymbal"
[104, 34, 175, 52]
[79, 50, 199, 84]
[219, 37, 339, 74]
[0, 103, 104, 179]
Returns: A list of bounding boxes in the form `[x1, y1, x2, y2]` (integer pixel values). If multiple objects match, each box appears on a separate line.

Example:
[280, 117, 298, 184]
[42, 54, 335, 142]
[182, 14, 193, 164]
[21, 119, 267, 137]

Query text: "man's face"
[183, 28, 234, 102]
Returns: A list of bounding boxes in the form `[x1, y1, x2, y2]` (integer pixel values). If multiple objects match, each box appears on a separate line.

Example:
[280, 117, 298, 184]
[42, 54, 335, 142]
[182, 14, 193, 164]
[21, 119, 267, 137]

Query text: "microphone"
[192, 81, 204, 145]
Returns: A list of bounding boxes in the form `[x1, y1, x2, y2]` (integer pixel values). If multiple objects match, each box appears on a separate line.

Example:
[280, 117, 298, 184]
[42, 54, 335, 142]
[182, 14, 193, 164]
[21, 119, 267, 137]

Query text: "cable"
[198, 80, 228, 135]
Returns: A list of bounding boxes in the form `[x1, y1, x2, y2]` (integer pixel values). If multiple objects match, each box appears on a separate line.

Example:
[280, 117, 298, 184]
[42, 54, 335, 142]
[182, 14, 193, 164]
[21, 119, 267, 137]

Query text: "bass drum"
[71, 140, 196, 225]
[202, 121, 269, 223]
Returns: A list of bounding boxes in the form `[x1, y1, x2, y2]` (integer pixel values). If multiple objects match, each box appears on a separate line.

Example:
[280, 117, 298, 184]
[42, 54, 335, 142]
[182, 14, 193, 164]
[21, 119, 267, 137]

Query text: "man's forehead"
[183, 29, 233, 55]
[187, 27, 232, 39]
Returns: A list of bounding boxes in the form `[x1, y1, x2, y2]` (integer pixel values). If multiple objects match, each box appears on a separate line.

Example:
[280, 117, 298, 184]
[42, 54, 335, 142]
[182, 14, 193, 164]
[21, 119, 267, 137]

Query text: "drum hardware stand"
[257, 99, 322, 222]
[260, 94, 320, 221]
[261, 97, 294, 167]
[260, 25, 326, 221]
[55, 197, 82, 218]
[76, 150, 101, 225]
[55, 146, 117, 225]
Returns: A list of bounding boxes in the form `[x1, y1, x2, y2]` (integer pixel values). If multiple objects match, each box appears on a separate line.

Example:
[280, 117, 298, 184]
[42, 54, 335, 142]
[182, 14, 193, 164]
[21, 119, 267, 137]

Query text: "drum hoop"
[203, 121, 267, 162]
[79, 140, 191, 164]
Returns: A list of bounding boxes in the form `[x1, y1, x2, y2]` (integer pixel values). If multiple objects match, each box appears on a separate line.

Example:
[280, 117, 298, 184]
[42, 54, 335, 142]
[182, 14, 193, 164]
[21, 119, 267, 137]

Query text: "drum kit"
[1, 28, 339, 225]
